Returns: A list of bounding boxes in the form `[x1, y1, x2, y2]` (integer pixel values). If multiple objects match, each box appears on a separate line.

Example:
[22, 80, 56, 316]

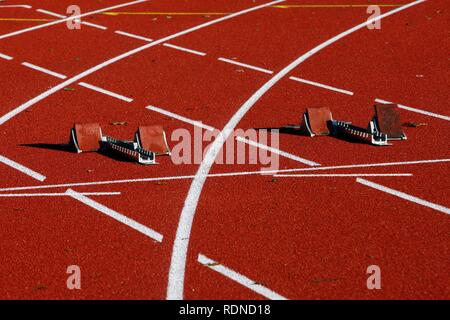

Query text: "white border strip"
[79, 20, 108, 30]
[357, 178, 450, 215]
[22, 62, 67, 79]
[218, 57, 273, 74]
[0, 192, 120, 197]
[66, 189, 163, 242]
[0, 5, 32, 9]
[198, 254, 287, 300]
[115, 30, 153, 42]
[275, 173, 412, 177]
[163, 43, 206, 56]
[79, 82, 133, 102]
[0, 155, 46, 181]
[375, 98, 450, 121]
[236, 136, 320, 166]
[289, 76, 354, 95]
[36, 8, 66, 18]
[0, 53, 13, 60]
[146, 105, 215, 131]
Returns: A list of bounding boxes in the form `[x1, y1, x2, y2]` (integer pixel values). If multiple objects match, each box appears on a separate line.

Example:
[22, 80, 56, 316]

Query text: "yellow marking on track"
[273, 4, 404, 9]
[0, 17, 54, 22]
[102, 11, 228, 16]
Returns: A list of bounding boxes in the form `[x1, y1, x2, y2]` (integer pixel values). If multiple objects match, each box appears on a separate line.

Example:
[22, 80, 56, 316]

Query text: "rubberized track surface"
[0, 0, 448, 299]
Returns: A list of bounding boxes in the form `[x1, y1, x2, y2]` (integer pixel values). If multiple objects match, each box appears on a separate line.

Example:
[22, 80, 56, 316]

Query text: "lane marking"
[115, 30, 153, 42]
[146, 105, 215, 131]
[275, 173, 412, 177]
[36, 8, 65, 18]
[0, 0, 284, 127]
[289, 76, 354, 95]
[0, 192, 121, 197]
[0, 18, 53, 22]
[218, 57, 273, 74]
[78, 82, 133, 102]
[0, 5, 32, 9]
[198, 254, 287, 300]
[77, 20, 108, 30]
[102, 11, 229, 16]
[146, 105, 318, 166]
[357, 178, 450, 215]
[66, 188, 163, 242]
[21, 62, 67, 79]
[0, 0, 148, 40]
[163, 43, 206, 56]
[236, 136, 320, 166]
[169, 0, 427, 300]
[0, 154, 46, 181]
[0, 52, 12, 60]
[273, 4, 404, 9]
[375, 98, 450, 121]
[0, 158, 448, 193]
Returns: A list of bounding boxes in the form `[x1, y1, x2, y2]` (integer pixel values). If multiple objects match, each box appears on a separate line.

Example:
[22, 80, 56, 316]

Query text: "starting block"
[330, 120, 389, 146]
[372, 103, 407, 140]
[70, 123, 102, 153]
[135, 125, 171, 155]
[69, 123, 170, 165]
[299, 107, 333, 137]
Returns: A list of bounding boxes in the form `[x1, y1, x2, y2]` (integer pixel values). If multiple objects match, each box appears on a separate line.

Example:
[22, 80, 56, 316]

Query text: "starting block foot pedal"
[69, 123, 102, 153]
[135, 125, 171, 155]
[299, 107, 333, 137]
[373, 103, 407, 140]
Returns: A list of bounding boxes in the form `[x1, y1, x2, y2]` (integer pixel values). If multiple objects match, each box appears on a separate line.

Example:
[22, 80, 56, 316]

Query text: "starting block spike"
[331, 120, 389, 146]
[373, 103, 407, 140]
[135, 126, 171, 155]
[101, 136, 156, 165]
[69, 123, 102, 153]
[299, 107, 333, 137]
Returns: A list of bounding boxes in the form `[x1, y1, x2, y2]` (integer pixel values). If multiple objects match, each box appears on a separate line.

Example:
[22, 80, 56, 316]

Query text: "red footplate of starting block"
[300, 107, 333, 136]
[136, 126, 170, 155]
[374, 104, 406, 140]
[71, 123, 102, 152]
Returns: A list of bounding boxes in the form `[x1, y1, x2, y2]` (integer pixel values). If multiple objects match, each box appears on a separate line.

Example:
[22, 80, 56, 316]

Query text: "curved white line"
[167, 0, 427, 300]
[0, 0, 284, 125]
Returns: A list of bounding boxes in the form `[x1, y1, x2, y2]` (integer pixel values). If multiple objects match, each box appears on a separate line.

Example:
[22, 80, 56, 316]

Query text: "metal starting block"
[299, 107, 333, 136]
[69, 123, 170, 164]
[372, 103, 407, 140]
[331, 120, 389, 146]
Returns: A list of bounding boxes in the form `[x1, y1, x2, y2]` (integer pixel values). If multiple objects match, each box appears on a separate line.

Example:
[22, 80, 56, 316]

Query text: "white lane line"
[146, 105, 215, 131]
[289, 76, 354, 95]
[375, 98, 450, 121]
[0, 158, 448, 193]
[66, 188, 163, 242]
[78, 20, 108, 30]
[163, 43, 206, 56]
[357, 178, 450, 215]
[218, 57, 273, 74]
[0, 5, 32, 9]
[0, 155, 46, 182]
[115, 30, 153, 42]
[0, 192, 120, 197]
[0, 52, 13, 60]
[169, 0, 427, 300]
[0, 0, 284, 127]
[78, 82, 133, 102]
[236, 136, 320, 166]
[0, 0, 148, 40]
[198, 254, 287, 300]
[36, 8, 66, 18]
[275, 173, 412, 177]
[22, 62, 67, 79]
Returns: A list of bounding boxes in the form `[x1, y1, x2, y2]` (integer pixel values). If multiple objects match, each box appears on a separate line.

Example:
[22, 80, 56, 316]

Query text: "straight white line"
[236, 136, 320, 166]
[0, 5, 32, 9]
[218, 57, 274, 74]
[0, 158, 448, 193]
[21, 62, 67, 79]
[146, 105, 215, 131]
[0, 0, 147, 40]
[0, 0, 284, 127]
[0, 155, 46, 182]
[170, 0, 427, 300]
[289, 76, 354, 95]
[163, 43, 206, 56]
[0, 52, 13, 60]
[375, 98, 450, 121]
[66, 188, 163, 242]
[114, 30, 153, 42]
[36, 8, 66, 18]
[79, 20, 108, 30]
[0, 192, 120, 197]
[275, 173, 412, 177]
[357, 178, 450, 215]
[78, 82, 133, 102]
[198, 254, 287, 300]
